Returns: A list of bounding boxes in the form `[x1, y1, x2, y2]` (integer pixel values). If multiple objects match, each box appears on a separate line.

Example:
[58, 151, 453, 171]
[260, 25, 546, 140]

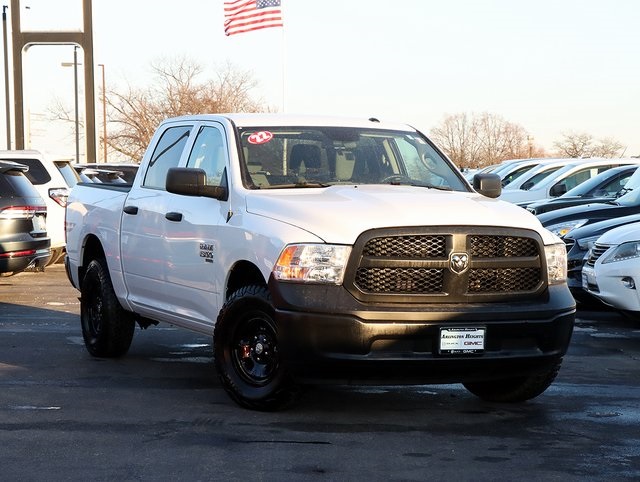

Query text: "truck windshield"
[236, 126, 468, 191]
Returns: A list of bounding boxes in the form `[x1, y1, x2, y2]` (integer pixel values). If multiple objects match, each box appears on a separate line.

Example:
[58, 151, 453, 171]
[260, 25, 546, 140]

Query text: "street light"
[97, 63, 106, 162]
[62, 46, 80, 164]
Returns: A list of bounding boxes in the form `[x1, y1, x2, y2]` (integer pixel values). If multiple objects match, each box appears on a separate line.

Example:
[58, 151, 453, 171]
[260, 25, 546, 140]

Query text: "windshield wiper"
[423, 183, 452, 191]
[271, 181, 331, 189]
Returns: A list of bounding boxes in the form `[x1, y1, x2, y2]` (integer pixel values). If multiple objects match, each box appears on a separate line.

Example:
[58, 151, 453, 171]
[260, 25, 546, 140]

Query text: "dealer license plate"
[440, 327, 485, 355]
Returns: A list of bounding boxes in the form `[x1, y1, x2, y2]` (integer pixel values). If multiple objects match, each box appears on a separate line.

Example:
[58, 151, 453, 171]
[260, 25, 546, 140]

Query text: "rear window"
[0, 169, 42, 198]
[54, 161, 81, 187]
[3, 158, 51, 185]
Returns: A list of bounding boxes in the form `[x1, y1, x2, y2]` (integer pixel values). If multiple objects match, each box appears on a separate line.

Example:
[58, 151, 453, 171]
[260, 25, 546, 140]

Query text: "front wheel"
[80, 258, 135, 357]
[463, 359, 563, 402]
[214, 284, 297, 411]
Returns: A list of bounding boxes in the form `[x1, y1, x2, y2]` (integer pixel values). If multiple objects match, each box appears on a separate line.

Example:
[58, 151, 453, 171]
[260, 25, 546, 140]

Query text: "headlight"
[576, 235, 601, 251]
[273, 244, 352, 284]
[545, 243, 568, 285]
[602, 241, 640, 264]
[546, 219, 588, 237]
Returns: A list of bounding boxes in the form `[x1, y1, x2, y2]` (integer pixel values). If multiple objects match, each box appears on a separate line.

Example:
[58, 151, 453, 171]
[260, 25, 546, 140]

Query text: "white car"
[582, 221, 640, 316]
[0, 150, 81, 264]
[493, 158, 556, 188]
[499, 158, 640, 205]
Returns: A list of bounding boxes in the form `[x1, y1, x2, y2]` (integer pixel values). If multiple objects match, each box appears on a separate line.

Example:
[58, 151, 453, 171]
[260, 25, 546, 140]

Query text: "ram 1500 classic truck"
[65, 114, 575, 410]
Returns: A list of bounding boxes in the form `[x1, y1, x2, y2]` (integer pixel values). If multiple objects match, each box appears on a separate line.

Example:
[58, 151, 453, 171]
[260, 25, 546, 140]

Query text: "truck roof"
[163, 113, 416, 131]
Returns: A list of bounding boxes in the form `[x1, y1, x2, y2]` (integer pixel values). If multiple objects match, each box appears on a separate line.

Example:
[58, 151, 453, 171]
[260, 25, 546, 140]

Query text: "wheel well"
[79, 234, 106, 283]
[226, 261, 267, 300]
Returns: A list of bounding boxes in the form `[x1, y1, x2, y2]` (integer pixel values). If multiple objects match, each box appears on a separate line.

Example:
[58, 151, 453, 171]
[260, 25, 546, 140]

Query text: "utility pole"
[2, 5, 10, 149]
[98, 63, 106, 162]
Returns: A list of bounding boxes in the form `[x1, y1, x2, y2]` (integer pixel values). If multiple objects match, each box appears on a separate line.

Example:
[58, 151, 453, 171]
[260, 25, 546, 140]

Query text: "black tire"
[463, 359, 563, 403]
[213, 284, 297, 411]
[80, 258, 135, 358]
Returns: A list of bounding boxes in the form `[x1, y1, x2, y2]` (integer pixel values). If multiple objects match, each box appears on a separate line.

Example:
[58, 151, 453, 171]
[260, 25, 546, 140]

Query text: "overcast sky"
[6, 0, 640, 160]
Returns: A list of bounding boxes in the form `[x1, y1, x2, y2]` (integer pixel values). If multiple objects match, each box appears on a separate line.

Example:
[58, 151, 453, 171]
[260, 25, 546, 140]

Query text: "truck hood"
[245, 185, 556, 244]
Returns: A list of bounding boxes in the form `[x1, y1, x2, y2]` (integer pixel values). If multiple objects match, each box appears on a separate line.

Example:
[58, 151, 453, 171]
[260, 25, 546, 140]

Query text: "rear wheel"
[214, 284, 297, 411]
[463, 359, 562, 402]
[80, 258, 135, 357]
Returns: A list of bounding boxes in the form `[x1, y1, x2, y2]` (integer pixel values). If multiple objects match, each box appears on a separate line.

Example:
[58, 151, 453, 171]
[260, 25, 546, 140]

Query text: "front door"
[162, 122, 230, 331]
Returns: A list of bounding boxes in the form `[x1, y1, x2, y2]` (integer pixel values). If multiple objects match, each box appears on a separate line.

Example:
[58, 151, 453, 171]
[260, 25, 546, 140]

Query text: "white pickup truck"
[65, 114, 576, 410]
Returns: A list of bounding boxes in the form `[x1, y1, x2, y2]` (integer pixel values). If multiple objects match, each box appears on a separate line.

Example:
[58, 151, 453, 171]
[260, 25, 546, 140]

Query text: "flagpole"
[280, 1, 286, 113]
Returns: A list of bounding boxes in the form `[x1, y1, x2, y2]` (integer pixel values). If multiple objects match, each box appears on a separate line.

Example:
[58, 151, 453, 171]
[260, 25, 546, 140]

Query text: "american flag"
[224, 0, 283, 37]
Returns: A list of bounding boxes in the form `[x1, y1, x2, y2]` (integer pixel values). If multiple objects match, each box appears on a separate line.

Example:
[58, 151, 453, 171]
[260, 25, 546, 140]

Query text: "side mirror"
[549, 183, 567, 197]
[473, 173, 501, 199]
[166, 167, 228, 200]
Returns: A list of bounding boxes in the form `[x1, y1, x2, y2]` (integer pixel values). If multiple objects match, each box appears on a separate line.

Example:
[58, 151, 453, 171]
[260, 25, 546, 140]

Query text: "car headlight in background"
[273, 244, 352, 284]
[602, 241, 640, 264]
[546, 219, 588, 237]
[545, 243, 568, 284]
[576, 235, 601, 251]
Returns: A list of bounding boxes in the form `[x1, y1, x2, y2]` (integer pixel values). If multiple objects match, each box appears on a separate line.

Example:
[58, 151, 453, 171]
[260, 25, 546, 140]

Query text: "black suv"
[0, 161, 51, 275]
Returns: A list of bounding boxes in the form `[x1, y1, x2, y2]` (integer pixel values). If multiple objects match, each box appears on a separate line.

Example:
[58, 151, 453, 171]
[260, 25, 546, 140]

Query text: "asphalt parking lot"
[1, 265, 639, 481]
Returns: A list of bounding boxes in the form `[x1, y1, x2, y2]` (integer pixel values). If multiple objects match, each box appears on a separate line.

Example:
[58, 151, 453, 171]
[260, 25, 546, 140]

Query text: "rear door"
[120, 123, 193, 317]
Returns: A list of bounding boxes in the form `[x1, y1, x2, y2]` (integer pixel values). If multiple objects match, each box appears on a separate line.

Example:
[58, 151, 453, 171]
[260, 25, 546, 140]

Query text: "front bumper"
[270, 279, 576, 384]
[582, 263, 640, 312]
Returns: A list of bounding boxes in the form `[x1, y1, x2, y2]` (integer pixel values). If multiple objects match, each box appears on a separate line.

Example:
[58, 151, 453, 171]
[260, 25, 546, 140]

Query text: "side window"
[600, 173, 629, 196]
[561, 167, 595, 191]
[143, 126, 192, 189]
[186, 126, 227, 188]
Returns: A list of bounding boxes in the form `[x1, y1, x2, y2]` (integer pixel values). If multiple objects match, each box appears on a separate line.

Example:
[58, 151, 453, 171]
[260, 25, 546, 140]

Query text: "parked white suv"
[0, 150, 80, 265]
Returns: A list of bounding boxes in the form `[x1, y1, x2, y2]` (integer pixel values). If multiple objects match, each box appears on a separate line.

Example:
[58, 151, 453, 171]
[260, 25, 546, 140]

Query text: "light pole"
[62, 46, 80, 163]
[2, 4, 10, 149]
[97, 63, 106, 162]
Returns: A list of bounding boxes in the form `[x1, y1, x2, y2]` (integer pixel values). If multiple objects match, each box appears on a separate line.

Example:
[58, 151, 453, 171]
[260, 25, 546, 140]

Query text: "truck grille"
[347, 228, 545, 303]
[585, 243, 610, 267]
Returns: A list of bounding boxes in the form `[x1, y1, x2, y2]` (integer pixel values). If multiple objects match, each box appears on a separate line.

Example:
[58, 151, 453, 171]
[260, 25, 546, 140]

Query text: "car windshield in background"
[614, 185, 640, 207]
[236, 126, 468, 192]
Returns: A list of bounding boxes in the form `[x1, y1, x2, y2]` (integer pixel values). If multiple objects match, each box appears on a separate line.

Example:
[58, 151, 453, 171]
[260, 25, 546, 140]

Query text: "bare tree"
[430, 113, 482, 169]
[553, 132, 594, 158]
[430, 112, 542, 169]
[106, 58, 269, 161]
[590, 137, 625, 158]
[553, 132, 625, 158]
[48, 57, 270, 162]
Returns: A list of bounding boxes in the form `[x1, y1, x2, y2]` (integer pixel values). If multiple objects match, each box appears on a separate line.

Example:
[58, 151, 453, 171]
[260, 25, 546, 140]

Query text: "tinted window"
[522, 166, 562, 189]
[561, 167, 600, 191]
[502, 165, 535, 186]
[0, 170, 42, 198]
[55, 161, 81, 187]
[3, 158, 51, 185]
[143, 126, 192, 189]
[186, 126, 228, 188]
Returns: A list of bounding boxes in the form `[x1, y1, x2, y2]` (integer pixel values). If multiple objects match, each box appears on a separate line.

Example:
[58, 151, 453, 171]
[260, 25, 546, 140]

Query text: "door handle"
[165, 212, 183, 222]
[123, 205, 138, 215]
